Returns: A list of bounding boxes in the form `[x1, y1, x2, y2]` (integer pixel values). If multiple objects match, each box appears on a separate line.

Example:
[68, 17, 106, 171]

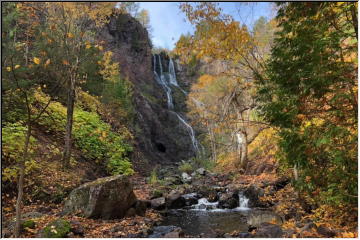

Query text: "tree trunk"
[15, 124, 31, 237]
[293, 164, 299, 181]
[62, 77, 76, 168]
[239, 132, 248, 168]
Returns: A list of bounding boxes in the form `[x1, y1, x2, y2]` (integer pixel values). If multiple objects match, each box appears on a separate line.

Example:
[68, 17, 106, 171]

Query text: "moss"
[42, 219, 71, 238]
[22, 219, 36, 229]
[152, 189, 164, 198]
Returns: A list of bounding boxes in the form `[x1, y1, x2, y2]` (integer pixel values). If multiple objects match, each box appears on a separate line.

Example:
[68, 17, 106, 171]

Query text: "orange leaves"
[62, 60, 69, 65]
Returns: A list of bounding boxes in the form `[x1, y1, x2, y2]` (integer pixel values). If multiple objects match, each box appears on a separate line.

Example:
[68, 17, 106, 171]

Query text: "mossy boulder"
[63, 175, 137, 219]
[40, 219, 71, 238]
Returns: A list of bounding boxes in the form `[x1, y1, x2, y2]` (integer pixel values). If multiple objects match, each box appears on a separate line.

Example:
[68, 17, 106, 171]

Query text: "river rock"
[242, 185, 264, 207]
[166, 191, 186, 209]
[63, 175, 136, 219]
[218, 192, 238, 209]
[134, 200, 148, 216]
[254, 223, 284, 238]
[181, 172, 192, 183]
[151, 197, 166, 210]
[316, 225, 336, 237]
[182, 193, 199, 206]
[196, 168, 206, 176]
[149, 225, 183, 238]
[70, 220, 84, 236]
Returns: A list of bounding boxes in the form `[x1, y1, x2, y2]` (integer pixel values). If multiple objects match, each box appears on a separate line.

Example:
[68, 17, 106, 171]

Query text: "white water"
[154, 54, 174, 109]
[174, 113, 200, 153]
[190, 193, 250, 212]
[236, 192, 250, 211]
[153, 54, 200, 153]
[168, 58, 178, 86]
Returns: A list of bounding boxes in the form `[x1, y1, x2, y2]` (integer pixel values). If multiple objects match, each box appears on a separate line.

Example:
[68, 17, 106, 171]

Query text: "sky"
[139, 2, 274, 50]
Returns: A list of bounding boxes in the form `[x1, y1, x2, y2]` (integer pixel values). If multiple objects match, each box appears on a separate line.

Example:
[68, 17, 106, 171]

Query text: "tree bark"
[239, 131, 248, 168]
[62, 77, 76, 168]
[15, 124, 31, 237]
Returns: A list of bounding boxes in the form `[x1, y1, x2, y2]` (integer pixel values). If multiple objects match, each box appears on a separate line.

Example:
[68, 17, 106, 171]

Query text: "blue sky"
[139, 2, 274, 50]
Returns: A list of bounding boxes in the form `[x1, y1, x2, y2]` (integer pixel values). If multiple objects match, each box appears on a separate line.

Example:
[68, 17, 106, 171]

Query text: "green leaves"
[258, 2, 358, 205]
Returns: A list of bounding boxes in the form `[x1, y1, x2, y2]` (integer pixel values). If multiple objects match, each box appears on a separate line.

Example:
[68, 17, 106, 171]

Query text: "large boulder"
[63, 175, 136, 219]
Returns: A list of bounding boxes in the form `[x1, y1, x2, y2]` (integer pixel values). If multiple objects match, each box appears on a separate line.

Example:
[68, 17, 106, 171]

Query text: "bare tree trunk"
[62, 77, 76, 168]
[208, 123, 217, 162]
[239, 131, 248, 168]
[293, 164, 299, 181]
[15, 124, 31, 237]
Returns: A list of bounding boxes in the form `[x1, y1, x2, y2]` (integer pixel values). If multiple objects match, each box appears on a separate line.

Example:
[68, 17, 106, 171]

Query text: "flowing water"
[153, 54, 200, 153]
[159, 193, 280, 237]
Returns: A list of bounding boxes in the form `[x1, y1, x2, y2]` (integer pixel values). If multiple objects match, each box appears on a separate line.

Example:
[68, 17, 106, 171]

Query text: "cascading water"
[154, 55, 174, 109]
[153, 54, 200, 153]
[174, 113, 200, 153]
[237, 192, 250, 210]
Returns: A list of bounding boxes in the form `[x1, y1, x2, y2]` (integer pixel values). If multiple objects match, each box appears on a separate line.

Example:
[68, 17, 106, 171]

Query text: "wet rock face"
[100, 14, 196, 174]
[63, 175, 136, 219]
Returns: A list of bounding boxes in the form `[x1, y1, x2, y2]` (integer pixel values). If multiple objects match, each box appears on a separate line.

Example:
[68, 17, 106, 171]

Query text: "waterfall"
[152, 54, 200, 153]
[174, 113, 200, 153]
[154, 54, 174, 109]
[168, 58, 179, 86]
[237, 192, 250, 210]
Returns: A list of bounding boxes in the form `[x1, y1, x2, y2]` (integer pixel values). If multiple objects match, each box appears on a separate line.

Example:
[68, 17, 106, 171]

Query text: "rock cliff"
[99, 14, 196, 173]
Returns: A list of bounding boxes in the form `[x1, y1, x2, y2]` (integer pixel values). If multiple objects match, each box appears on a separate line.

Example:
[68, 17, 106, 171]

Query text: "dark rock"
[63, 175, 137, 219]
[218, 193, 238, 209]
[237, 232, 253, 238]
[134, 200, 148, 216]
[150, 197, 166, 210]
[149, 225, 183, 238]
[254, 223, 283, 238]
[70, 220, 84, 236]
[39, 218, 71, 238]
[300, 222, 317, 234]
[166, 191, 186, 209]
[243, 185, 265, 207]
[316, 225, 336, 237]
[182, 193, 199, 206]
[125, 208, 136, 217]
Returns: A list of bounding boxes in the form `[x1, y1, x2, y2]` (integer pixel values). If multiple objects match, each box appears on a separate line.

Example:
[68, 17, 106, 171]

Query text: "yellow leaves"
[98, 45, 103, 51]
[66, 32, 74, 38]
[339, 231, 357, 238]
[15, 65, 21, 69]
[47, 39, 53, 44]
[86, 44, 91, 49]
[33, 57, 41, 65]
[6, 67, 11, 72]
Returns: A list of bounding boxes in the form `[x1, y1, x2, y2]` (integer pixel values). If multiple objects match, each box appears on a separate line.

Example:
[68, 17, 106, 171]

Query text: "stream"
[154, 193, 282, 237]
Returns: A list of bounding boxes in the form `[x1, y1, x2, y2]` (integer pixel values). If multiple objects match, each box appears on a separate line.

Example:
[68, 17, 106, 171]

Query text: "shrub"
[178, 162, 193, 174]
[2, 123, 38, 182]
